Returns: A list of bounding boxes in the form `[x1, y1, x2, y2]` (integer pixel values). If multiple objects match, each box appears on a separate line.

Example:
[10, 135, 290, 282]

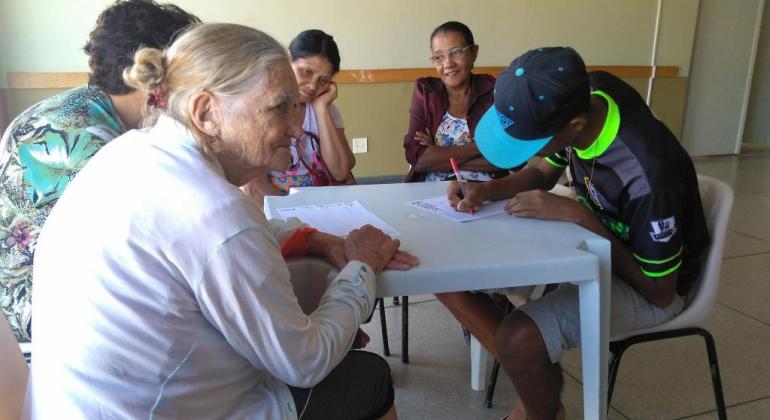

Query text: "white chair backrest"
[286, 259, 338, 315]
[0, 313, 28, 420]
[612, 175, 734, 340]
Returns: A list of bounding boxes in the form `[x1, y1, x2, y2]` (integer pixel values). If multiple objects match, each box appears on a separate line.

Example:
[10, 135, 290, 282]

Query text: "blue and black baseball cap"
[475, 47, 590, 169]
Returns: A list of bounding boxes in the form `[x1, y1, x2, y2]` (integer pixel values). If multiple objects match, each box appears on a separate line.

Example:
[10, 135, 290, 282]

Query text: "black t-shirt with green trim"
[546, 71, 710, 295]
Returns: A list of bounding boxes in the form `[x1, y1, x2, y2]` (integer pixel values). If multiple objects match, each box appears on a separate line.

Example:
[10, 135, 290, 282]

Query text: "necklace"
[567, 142, 601, 209]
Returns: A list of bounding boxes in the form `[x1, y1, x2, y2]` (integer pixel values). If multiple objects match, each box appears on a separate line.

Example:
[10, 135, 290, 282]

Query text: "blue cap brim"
[475, 106, 552, 169]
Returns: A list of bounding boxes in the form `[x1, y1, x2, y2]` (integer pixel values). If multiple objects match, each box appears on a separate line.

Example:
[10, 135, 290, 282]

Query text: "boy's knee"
[496, 311, 547, 367]
[434, 291, 467, 304]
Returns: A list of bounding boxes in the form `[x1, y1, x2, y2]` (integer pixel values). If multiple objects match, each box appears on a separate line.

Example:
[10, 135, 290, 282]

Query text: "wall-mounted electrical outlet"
[352, 137, 368, 154]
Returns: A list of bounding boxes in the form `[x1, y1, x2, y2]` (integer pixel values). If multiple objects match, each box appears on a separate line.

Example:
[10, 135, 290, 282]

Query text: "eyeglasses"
[429, 45, 474, 65]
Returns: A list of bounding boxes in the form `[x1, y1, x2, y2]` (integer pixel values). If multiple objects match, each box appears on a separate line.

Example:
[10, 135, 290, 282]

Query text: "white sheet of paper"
[276, 201, 399, 237]
[407, 195, 508, 222]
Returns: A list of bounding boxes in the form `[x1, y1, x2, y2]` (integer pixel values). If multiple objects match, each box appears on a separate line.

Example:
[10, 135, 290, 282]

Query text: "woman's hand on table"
[345, 225, 419, 273]
[309, 229, 419, 272]
[306, 231, 347, 270]
[384, 249, 420, 270]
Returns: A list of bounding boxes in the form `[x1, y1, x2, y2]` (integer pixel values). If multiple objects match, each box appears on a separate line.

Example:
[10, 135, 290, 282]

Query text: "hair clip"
[147, 86, 169, 109]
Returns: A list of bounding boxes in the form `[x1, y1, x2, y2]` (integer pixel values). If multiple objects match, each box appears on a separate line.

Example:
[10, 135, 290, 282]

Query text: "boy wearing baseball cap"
[442, 47, 710, 420]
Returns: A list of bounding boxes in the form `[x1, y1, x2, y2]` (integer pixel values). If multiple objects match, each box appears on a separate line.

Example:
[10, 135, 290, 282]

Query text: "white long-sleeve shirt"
[29, 116, 376, 419]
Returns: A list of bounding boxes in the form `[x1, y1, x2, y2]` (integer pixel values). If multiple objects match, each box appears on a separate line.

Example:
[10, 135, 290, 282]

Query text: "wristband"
[280, 227, 318, 258]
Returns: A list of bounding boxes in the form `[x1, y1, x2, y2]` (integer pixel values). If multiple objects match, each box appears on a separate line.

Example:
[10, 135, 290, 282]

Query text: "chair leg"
[697, 329, 727, 420]
[393, 296, 400, 306]
[607, 343, 629, 409]
[607, 328, 727, 420]
[484, 360, 501, 408]
[401, 296, 409, 363]
[376, 298, 390, 356]
[470, 337, 488, 391]
[482, 301, 514, 407]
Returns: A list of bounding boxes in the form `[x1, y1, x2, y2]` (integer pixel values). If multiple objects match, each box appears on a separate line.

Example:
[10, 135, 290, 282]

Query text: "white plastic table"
[265, 181, 611, 420]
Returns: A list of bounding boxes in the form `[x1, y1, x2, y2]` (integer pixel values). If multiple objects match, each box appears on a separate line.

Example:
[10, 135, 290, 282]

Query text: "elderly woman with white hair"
[28, 23, 417, 420]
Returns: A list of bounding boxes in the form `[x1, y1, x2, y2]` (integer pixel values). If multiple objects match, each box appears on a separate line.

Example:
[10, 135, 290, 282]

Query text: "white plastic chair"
[287, 258, 407, 362]
[481, 175, 733, 419]
[606, 174, 732, 419]
[287, 257, 410, 368]
[19, 342, 31, 364]
[1, 313, 28, 420]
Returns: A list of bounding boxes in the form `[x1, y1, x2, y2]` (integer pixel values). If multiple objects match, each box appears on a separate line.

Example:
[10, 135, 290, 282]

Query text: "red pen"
[449, 157, 474, 215]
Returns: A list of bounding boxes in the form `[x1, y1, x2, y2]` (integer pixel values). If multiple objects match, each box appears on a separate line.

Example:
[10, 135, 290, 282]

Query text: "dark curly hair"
[288, 29, 341, 74]
[84, 0, 200, 95]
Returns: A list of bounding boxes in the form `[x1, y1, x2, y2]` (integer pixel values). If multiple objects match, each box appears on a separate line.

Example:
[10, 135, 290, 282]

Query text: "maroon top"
[403, 73, 496, 182]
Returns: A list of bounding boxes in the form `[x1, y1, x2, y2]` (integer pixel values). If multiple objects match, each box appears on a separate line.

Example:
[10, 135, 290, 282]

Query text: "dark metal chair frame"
[374, 296, 409, 363]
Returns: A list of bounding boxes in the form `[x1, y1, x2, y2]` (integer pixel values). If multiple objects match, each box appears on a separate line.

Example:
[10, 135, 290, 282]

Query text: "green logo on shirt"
[602, 217, 630, 241]
[578, 195, 629, 241]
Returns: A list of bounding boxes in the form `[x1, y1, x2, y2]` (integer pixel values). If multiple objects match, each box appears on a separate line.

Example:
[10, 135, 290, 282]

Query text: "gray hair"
[123, 23, 289, 155]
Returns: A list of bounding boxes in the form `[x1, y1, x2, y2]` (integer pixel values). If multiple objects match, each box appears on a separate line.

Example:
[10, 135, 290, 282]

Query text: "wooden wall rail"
[337, 65, 678, 83]
[6, 65, 678, 89]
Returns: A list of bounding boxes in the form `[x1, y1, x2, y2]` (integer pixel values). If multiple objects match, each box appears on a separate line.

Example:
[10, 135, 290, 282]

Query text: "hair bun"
[123, 47, 167, 91]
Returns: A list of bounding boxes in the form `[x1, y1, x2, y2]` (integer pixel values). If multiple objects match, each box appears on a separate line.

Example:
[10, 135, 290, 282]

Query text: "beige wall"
[338, 77, 690, 178]
[1, 0, 700, 83]
[682, 0, 764, 155]
[1, 0, 701, 177]
[745, 0, 770, 146]
[2, 76, 690, 179]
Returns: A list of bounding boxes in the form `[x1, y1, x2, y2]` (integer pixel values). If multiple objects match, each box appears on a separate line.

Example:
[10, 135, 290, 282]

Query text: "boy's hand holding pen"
[448, 157, 478, 214]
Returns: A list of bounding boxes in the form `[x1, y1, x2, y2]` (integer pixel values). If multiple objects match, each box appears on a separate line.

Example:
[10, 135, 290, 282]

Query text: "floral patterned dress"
[270, 133, 327, 192]
[0, 85, 125, 341]
[424, 112, 494, 182]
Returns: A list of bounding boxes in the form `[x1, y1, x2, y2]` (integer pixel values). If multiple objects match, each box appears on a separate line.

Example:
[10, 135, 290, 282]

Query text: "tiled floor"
[360, 152, 770, 419]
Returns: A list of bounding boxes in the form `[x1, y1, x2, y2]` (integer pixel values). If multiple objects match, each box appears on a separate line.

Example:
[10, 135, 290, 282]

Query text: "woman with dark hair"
[403, 21, 506, 182]
[404, 21, 521, 353]
[244, 29, 355, 202]
[0, 0, 199, 343]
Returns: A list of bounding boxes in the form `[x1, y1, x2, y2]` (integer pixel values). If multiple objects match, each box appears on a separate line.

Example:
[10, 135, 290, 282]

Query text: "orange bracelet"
[280, 227, 318, 258]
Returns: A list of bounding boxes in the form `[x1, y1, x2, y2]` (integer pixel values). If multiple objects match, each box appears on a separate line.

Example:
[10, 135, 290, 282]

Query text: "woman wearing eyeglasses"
[403, 21, 505, 183]
[244, 29, 355, 201]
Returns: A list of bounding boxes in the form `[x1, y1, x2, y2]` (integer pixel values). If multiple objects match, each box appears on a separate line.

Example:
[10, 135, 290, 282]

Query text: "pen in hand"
[449, 157, 474, 215]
